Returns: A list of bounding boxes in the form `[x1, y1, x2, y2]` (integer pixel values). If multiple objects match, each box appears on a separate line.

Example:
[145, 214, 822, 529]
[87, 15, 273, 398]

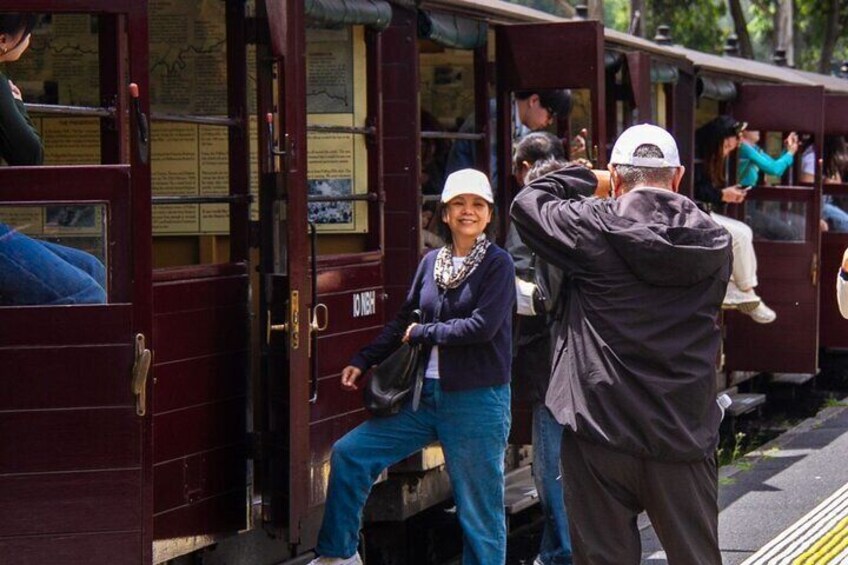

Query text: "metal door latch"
[131, 333, 152, 416]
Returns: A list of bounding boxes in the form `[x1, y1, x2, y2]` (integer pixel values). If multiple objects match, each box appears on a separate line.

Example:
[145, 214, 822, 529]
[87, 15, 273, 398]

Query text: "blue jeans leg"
[315, 383, 439, 558]
[436, 382, 511, 565]
[533, 403, 572, 565]
[0, 223, 106, 305]
[823, 203, 848, 233]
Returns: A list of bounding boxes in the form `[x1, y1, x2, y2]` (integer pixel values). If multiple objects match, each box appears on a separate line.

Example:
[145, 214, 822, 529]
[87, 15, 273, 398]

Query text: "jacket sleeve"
[693, 163, 722, 205]
[509, 166, 598, 274]
[0, 77, 44, 166]
[408, 251, 515, 346]
[349, 256, 428, 371]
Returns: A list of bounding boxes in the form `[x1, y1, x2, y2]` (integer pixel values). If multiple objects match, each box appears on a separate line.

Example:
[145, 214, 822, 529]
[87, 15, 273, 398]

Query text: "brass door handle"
[266, 310, 288, 344]
[310, 303, 329, 332]
[266, 290, 300, 349]
[131, 333, 152, 416]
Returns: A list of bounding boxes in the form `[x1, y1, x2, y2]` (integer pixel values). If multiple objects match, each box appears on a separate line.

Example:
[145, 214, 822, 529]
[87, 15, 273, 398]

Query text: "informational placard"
[306, 27, 369, 233]
[3, 6, 262, 236]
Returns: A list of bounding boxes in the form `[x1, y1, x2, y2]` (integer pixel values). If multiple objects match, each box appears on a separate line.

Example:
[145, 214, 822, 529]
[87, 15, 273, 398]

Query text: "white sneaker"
[741, 301, 777, 324]
[723, 282, 761, 309]
[533, 558, 545, 565]
[307, 553, 363, 565]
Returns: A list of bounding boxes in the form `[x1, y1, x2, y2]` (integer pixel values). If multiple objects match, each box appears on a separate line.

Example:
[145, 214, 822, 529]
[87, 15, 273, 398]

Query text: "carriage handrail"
[152, 194, 254, 205]
[24, 103, 115, 119]
[306, 124, 376, 136]
[421, 130, 486, 141]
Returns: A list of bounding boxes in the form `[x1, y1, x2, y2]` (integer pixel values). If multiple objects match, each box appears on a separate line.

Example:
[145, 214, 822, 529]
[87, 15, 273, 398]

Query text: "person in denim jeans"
[508, 133, 595, 565]
[308, 169, 515, 565]
[0, 13, 106, 305]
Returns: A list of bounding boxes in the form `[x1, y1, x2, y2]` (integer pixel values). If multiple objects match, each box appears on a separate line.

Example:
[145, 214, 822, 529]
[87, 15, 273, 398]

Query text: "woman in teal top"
[737, 129, 798, 186]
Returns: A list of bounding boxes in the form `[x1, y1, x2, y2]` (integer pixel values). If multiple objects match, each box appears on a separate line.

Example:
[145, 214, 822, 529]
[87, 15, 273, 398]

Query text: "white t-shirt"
[424, 255, 465, 379]
[802, 146, 815, 177]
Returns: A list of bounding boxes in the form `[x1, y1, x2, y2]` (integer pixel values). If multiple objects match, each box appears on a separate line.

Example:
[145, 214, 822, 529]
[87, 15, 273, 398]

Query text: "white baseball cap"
[441, 168, 495, 204]
[609, 124, 681, 168]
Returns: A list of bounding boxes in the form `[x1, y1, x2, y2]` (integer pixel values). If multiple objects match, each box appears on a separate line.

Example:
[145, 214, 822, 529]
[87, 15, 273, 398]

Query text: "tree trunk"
[819, 0, 840, 73]
[727, 0, 755, 58]
[774, 0, 794, 66]
[630, 0, 645, 37]
[588, 0, 604, 21]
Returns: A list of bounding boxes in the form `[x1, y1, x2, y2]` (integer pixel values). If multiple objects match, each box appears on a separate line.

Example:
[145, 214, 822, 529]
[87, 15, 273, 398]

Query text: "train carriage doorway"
[0, 2, 152, 563]
[725, 84, 825, 374]
[495, 20, 606, 444]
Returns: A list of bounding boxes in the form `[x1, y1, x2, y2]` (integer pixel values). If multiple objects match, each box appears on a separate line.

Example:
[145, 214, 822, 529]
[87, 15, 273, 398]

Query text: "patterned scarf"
[433, 234, 492, 290]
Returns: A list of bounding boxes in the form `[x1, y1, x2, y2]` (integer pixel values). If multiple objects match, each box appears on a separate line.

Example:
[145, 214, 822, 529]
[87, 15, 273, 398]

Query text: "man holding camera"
[511, 124, 730, 564]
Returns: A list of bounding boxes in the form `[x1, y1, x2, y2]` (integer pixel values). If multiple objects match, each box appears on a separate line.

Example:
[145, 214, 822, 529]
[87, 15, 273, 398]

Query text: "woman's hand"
[340, 365, 363, 391]
[721, 186, 747, 204]
[8, 80, 22, 101]
[402, 323, 419, 343]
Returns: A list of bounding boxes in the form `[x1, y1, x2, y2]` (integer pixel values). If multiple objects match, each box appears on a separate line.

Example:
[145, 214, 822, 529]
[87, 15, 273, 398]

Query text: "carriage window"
[0, 203, 108, 305]
[746, 200, 806, 242]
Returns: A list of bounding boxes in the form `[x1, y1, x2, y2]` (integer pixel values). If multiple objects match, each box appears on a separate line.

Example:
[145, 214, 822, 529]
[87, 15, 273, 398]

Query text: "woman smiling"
[308, 169, 516, 565]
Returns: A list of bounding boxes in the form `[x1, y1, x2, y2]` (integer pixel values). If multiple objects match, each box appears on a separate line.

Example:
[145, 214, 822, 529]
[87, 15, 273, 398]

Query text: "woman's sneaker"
[723, 283, 776, 323]
[738, 300, 777, 324]
[307, 554, 363, 565]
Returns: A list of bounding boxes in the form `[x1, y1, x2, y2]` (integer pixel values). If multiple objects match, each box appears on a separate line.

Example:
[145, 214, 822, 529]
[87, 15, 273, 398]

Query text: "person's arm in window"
[0, 76, 44, 166]
[740, 142, 794, 180]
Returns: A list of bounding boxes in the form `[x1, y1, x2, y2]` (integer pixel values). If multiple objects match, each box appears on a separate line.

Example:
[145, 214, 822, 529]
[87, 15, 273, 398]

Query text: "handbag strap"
[411, 344, 425, 411]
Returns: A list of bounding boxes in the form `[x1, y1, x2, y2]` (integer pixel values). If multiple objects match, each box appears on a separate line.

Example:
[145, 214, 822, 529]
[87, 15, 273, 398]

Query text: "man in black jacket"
[511, 124, 731, 565]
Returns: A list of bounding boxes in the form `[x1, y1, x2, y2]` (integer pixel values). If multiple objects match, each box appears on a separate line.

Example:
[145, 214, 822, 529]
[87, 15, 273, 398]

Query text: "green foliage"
[604, 0, 632, 32]
[504, 0, 573, 17]
[646, 0, 727, 53]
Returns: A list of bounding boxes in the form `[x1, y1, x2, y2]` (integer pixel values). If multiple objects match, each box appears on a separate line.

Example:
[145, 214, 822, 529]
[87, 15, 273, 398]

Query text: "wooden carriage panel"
[821, 233, 848, 348]
[151, 271, 249, 540]
[0, 533, 139, 565]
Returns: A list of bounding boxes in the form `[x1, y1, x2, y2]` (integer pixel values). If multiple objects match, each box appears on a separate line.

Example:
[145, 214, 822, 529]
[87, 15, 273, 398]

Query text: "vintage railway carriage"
[2, 1, 848, 564]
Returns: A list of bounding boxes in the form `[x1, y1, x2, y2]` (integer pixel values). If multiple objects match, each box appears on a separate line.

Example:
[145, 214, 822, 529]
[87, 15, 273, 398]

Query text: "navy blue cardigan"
[350, 245, 515, 392]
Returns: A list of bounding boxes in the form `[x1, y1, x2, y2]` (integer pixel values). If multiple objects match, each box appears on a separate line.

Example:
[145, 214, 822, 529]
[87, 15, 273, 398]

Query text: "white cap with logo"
[609, 124, 681, 168]
[441, 168, 495, 204]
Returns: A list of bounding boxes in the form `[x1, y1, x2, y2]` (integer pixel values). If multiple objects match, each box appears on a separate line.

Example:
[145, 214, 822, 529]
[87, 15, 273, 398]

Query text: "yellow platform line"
[742, 482, 848, 564]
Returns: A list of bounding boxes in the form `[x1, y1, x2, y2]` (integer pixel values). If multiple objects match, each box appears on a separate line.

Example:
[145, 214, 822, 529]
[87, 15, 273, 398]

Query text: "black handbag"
[363, 310, 424, 417]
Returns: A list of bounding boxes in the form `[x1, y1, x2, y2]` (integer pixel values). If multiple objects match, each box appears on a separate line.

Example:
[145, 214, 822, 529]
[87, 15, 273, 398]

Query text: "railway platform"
[641, 398, 848, 564]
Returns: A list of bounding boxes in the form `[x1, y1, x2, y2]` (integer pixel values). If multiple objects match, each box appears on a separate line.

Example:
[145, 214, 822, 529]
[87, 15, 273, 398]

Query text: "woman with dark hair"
[0, 13, 106, 305]
[309, 168, 515, 565]
[695, 115, 775, 323]
[799, 135, 848, 232]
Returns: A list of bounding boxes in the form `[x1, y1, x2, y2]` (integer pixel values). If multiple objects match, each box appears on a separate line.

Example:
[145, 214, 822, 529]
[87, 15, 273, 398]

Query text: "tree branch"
[727, 0, 755, 58]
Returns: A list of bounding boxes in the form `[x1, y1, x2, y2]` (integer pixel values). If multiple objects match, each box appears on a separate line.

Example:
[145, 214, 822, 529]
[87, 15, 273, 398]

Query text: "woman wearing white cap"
[308, 168, 516, 565]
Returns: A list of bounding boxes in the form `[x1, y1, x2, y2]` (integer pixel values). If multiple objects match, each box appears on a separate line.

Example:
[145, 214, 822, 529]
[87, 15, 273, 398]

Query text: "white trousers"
[711, 212, 758, 290]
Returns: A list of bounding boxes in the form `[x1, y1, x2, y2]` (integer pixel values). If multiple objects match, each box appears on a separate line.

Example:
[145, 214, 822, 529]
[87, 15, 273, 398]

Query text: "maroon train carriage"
[0, 1, 845, 564]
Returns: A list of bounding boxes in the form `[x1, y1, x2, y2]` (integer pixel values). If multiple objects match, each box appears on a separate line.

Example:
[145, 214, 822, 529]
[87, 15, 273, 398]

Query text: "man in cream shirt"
[838, 248, 848, 319]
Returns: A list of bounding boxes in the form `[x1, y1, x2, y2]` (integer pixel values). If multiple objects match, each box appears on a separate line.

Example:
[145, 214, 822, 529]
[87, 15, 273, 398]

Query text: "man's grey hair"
[613, 144, 677, 189]
[525, 157, 570, 184]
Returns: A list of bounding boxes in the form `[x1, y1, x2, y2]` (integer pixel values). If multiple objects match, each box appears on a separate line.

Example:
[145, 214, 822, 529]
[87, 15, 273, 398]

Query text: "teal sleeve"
[739, 143, 793, 186]
[0, 75, 44, 166]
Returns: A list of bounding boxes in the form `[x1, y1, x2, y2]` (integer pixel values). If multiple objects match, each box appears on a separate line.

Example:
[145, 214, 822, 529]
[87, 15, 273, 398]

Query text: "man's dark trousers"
[560, 430, 721, 565]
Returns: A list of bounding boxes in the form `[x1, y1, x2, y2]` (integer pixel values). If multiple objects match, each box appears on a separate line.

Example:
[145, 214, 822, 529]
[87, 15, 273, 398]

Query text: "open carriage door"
[495, 20, 606, 444]
[258, 0, 312, 545]
[725, 84, 825, 374]
[818, 94, 848, 349]
[0, 2, 152, 563]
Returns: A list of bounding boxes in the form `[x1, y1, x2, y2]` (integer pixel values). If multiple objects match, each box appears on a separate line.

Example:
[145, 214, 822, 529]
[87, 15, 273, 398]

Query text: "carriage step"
[504, 465, 539, 515]
[725, 391, 767, 417]
[770, 372, 816, 386]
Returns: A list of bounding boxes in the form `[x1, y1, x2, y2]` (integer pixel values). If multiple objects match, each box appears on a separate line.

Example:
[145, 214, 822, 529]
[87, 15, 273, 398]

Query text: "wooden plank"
[0, 533, 140, 565]
[153, 490, 246, 539]
[153, 305, 248, 364]
[0, 305, 131, 346]
[153, 398, 244, 464]
[153, 351, 248, 414]
[153, 274, 248, 314]
[153, 445, 245, 515]
[0, 409, 140, 474]
[315, 327, 381, 378]
[0, 470, 141, 535]
[0, 345, 133, 410]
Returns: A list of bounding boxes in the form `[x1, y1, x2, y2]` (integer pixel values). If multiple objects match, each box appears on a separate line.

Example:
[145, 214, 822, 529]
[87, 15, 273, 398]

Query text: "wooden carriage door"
[258, 0, 312, 544]
[819, 94, 848, 349]
[725, 84, 825, 374]
[0, 2, 151, 563]
[495, 20, 606, 444]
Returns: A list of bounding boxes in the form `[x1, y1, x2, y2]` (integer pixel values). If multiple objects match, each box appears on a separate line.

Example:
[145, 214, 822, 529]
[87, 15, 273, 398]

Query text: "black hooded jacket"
[510, 166, 732, 462]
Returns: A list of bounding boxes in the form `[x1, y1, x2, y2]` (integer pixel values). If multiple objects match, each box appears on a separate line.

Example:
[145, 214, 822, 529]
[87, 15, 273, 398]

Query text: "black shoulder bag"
[363, 309, 425, 417]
